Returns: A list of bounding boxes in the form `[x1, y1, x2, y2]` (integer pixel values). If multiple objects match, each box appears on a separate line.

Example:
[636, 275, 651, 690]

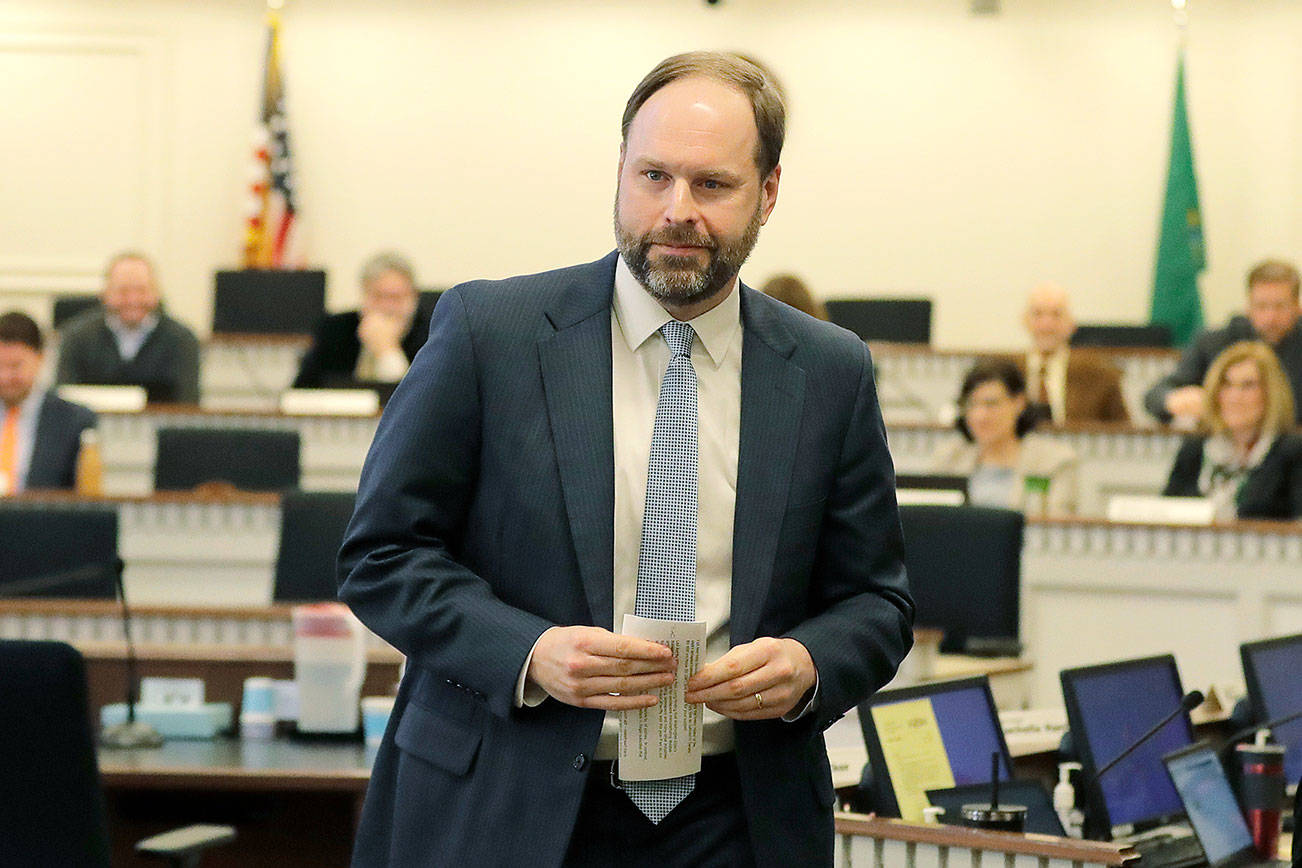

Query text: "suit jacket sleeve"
[782, 343, 914, 732]
[337, 289, 552, 720]
[1144, 336, 1214, 422]
[1163, 437, 1204, 497]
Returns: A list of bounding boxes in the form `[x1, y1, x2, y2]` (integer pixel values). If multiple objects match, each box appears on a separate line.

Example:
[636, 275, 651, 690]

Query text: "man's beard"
[614, 199, 763, 308]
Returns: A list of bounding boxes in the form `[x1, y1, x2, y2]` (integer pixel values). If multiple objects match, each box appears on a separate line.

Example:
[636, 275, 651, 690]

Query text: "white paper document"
[617, 614, 707, 781]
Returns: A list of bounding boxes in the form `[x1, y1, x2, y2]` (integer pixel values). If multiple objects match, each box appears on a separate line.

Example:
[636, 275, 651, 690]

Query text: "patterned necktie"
[625, 320, 698, 824]
[0, 406, 19, 495]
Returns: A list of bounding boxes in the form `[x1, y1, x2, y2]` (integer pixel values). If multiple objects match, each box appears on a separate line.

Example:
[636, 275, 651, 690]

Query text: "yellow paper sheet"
[872, 698, 955, 822]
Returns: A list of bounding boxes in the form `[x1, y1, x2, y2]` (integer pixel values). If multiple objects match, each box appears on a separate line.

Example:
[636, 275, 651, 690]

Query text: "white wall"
[1, 0, 1299, 349]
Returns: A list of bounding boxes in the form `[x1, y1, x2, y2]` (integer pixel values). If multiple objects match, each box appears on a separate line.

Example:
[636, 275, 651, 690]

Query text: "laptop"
[1162, 742, 1287, 867]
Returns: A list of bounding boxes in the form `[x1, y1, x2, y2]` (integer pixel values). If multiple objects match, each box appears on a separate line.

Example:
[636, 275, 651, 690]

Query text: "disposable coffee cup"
[241, 676, 276, 740]
[361, 696, 396, 746]
[961, 803, 1027, 833]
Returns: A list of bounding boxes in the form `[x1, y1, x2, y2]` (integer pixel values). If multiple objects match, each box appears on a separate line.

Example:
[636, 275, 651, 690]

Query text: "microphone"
[1218, 708, 1302, 758]
[0, 560, 119, 598]
[1091, 690, 1204, 785]
[100, 557, 163, 749]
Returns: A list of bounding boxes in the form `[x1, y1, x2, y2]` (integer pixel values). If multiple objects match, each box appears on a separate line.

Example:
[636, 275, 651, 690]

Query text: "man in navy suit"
[0, 312, 96, 494]
[339, 52, 913, 867]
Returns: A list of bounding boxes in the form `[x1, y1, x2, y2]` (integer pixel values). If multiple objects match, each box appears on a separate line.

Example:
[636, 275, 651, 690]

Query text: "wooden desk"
[834, 813, 1138, 867]
[100, 738, 372, 867]
[886, 421, 1183, 517]
[201, 334, 310, 412]
[1023, 516, 1302, 707]
[96, 405, 377, 496]
[868, 342, 1178, 426]
[5, 491, 281, 605]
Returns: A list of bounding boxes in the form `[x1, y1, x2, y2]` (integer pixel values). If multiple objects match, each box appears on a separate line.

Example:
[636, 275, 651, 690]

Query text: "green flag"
[1151, 51, 1205, 347]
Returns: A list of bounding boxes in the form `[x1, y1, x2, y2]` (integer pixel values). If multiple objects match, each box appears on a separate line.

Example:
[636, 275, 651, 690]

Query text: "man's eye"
[701, 179, 723, 190]
[645, 170, 666, 182]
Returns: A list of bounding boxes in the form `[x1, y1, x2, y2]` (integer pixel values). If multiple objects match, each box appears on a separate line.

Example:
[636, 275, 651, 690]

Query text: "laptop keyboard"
[1130, 833, 1205, 867]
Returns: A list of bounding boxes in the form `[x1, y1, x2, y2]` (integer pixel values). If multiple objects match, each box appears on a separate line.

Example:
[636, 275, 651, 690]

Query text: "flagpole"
[1172, 0, 1187, 47]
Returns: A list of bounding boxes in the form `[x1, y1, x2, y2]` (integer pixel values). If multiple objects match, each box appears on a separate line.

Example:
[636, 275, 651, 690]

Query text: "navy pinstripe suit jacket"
[339, 252, 914, 867]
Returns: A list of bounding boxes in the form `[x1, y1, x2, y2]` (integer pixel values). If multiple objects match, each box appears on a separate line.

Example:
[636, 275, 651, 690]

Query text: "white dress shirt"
[2, 388, 45, 494]
[106, 312, 159, 362]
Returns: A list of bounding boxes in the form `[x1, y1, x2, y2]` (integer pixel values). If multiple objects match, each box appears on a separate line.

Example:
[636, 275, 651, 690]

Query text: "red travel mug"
[1236, 739, 1285, 860]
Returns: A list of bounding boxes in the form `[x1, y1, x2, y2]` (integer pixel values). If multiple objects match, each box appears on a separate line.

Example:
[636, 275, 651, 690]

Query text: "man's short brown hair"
[0, 311, 43, 352]
[1246, 258, 1299, 299]
[621, 51, 786, 180]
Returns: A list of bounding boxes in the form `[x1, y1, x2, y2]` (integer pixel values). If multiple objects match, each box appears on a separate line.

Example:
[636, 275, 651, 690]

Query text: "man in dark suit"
[0, 312, 96, 494]
[293, 252, 430, 389]
[339, 52, 913, 867]
[56, 251, 201, 404]
[1019, 282, 1129, 425]
[1145, 259, 1302, 425]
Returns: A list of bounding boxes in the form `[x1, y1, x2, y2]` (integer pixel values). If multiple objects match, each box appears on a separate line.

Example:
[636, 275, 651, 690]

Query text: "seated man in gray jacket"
[56, 251, 201, 404]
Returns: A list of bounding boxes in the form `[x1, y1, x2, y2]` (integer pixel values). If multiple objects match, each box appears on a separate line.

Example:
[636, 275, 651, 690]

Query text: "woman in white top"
[931, 357, 1079, 516]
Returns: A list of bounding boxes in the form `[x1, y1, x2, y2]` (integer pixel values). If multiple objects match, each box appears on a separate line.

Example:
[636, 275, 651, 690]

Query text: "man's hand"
[357, 310, 407, 356]
[1165, 385, 1204, 419]
[527, 626, 677, 710]
[684, 637, 816, 721]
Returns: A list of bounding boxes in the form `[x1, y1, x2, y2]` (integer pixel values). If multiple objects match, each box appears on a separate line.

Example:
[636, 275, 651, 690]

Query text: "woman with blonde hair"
[1163, 341, 1302, 519]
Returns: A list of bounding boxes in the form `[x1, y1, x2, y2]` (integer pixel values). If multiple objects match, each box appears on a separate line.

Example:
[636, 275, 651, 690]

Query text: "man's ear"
[759, 164, 781, 225]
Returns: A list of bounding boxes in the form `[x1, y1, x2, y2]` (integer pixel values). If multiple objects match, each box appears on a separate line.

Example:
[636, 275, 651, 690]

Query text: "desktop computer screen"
[1060, 655, 1195, 835]
[1240, 632, 1302, 784]
[859, 676, 1013, 822]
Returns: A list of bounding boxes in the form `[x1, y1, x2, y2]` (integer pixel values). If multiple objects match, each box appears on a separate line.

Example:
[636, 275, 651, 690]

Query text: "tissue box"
[100, 703, 233, 739]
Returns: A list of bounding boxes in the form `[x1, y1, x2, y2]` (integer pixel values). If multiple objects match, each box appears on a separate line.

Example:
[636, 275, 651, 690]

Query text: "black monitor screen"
[859, 676, 1013, 822]
[213, 269, 326, 334]
[1240, 633, 1302, 783]
[1061, 655, 1194, 834]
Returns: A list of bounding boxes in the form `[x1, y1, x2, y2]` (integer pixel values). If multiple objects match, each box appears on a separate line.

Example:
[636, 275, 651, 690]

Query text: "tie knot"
[660, 321, 695, 359]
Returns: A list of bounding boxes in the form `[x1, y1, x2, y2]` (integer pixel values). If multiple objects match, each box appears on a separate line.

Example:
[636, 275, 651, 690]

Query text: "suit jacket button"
[572, 754, 588, 771]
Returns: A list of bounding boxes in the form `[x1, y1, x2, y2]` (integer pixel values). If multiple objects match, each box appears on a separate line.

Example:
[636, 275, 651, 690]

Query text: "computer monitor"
[1060, 654, 1195, 837]
[1240, 632, 1302, 784]
[825, 298, 932, 344]
[212, 269, 326, 335]
[1163, 742, 1258, 868]
[859, 676, 1014, 822]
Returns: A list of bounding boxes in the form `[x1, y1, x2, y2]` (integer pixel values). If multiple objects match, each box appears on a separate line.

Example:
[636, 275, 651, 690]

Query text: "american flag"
[243, 11, 301, 268]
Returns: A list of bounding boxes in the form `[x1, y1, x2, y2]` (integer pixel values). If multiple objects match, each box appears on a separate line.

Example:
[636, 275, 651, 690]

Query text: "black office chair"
[825, 298, 932, 343]
[153, 428, 301, 493]
[273, 490, 357, 601]
[0, 640, 233, 866]
[1071, 322, 1172, 348]
[53, 293, 102, 328]
[0, 504, 118, 597]
[897, 504, 1024, 654]
[417, 288, 445, 323]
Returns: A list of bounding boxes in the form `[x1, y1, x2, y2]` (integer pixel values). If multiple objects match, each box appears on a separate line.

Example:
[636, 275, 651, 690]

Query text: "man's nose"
[664, 179, 698, 225]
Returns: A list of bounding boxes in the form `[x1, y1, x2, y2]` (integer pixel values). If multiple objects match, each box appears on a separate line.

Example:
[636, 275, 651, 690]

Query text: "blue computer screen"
[1244, 637, 1302, 783]
[929, 686, 1012, 783]
[1166, 746, 1253, 865]
[1065, 660, 1194, 829]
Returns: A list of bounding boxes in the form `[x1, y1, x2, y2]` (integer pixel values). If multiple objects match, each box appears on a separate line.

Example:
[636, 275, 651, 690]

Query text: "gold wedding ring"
[754, 692, 764, 710]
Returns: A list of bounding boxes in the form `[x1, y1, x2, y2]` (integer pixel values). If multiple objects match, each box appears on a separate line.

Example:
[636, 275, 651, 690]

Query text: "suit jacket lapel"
[731, 288, 805, 644]
[537, 255, 618, 629]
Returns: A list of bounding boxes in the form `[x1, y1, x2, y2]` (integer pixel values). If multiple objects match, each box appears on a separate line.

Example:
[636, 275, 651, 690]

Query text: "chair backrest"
[825, 298, 932, 344]
[1071, 322, 1172, 348]
[0, 504, 118, 597]
[274, 490, 357, 601]
[53, 293, 102, 328]
[153, 427, 301, 493]
[897, 504, 1023, 654]
[0, 640, 111, 867]
[417, 288, 444, 323]
[212, 270, 327, 335]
